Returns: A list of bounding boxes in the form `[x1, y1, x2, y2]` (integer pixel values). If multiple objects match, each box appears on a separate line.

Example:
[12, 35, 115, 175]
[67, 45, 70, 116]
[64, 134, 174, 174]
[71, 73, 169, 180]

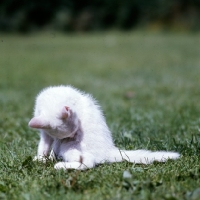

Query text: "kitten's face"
[29, 106, 77, 139]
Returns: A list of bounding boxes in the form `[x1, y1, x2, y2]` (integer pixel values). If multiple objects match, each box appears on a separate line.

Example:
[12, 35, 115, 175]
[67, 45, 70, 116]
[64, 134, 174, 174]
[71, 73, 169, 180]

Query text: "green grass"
[0, 31, 200, 200]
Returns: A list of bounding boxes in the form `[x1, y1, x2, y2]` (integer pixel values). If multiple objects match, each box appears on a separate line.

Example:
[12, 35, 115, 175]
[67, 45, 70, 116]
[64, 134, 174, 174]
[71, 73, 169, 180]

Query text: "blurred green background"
[0, 0, 200, 32]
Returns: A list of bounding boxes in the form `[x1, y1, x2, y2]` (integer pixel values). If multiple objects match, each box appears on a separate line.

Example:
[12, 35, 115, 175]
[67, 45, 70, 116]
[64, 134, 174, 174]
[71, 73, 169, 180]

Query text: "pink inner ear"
[28, 117, 49, 129]
[60, 106, 69, 119]
[65, 106, 69, 111]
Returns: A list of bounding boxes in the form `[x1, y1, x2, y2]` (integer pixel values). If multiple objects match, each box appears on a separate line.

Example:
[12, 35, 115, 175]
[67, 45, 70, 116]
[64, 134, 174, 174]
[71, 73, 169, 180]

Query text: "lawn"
[0, 31, 200, 200]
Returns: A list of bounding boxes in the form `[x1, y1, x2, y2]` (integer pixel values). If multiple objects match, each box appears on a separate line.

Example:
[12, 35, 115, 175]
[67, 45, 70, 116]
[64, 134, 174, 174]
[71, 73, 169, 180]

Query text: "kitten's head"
[29, 106, 78, 139]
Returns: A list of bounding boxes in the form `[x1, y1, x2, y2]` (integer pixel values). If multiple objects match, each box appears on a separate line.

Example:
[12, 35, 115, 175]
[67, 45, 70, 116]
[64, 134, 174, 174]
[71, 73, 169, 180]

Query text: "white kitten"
[29, 86, 180, 170]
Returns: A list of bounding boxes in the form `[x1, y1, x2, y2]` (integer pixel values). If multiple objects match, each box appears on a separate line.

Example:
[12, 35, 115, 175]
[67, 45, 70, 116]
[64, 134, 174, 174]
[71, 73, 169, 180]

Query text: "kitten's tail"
[107, 149, 180, 164]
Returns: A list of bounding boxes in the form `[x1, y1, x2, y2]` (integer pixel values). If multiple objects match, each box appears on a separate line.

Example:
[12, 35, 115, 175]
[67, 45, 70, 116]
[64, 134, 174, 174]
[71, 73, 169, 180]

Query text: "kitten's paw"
[49, 150, 57, 161]
[54, 162, 83, 170]
[54, 162, 66, 170]
[33, 155, 47, 163]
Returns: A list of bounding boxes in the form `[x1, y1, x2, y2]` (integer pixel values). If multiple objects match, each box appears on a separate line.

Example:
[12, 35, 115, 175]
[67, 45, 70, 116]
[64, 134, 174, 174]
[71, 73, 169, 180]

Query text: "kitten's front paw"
[33, 155, 47, 163]
[54, 162, 83, 170]
[49, 150, 57, 161]
[54, 162, 66, 170]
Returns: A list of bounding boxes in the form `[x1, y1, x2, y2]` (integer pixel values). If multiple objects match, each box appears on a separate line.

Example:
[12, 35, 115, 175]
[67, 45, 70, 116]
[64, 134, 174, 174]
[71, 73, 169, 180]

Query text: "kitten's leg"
[54, 161, 92, 170]
[54, 148, 95, 170]
[54, 157, 95, 170]
[34, 131, 53, 162]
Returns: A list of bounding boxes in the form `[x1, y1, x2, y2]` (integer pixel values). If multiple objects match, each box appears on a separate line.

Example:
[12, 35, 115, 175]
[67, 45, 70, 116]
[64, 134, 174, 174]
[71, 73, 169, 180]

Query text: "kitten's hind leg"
[54, 161, 95, 170]
[54, 162, 84, 170]
[54, 154, 95, 170]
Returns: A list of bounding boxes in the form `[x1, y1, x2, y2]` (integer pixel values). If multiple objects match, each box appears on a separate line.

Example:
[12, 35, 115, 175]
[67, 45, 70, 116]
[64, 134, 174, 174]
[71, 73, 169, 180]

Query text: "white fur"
[29, 86, 180, 170]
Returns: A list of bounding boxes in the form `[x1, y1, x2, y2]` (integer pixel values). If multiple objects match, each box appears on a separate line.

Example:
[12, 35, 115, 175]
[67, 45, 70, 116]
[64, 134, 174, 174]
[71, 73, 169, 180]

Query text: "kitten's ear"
[60, 106, 70, 119]
[28, 116, 50, 129]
